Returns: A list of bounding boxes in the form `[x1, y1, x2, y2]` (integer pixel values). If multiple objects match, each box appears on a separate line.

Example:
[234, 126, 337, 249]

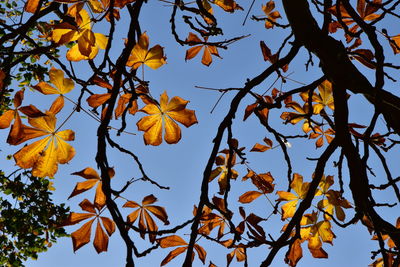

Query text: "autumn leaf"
[24, 0, 40, 13]
[236, 208, 266, 242]
[123, 194, 169, 242]
[300, 80, 334, 114]
[69, 167, 115, 210]
[126, 32, 166, 70]
[242, 170, 275, 194]
[300, 212, 335, 258]
[157, 235, 206, 266]
[196, 206, 227, 239]
[185, 32, 221, 66]
[51, 8, 108, 61]
[33, 68, 74, 95]
[239, 191, 263, 203]
[260, 41, 288, 71]
[389, 34, 400, 54]
[280, 102, 313, 133]
[251, 137, 273, 152]
[276, 173, 310, 220]
[0, 90, 45, 145]
[63, 199, 116, 253]
[308, 126, 335, 148]
[227, 246, 246, 266]
[203, 0, 243, 14]
[262, 1, 281, 29]
[13, 99, 75, 178]
[209, 151, 239, 195]
[136, 91, 197, 146]
[285, 238, 303, 267]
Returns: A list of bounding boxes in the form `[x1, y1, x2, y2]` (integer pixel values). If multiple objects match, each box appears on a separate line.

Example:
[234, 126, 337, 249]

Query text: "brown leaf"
[100, 216, 116, 236]
[25, 0, 40, 13]
[142, 194, 158, 205]
[243, 103, 258, 121]
[238, 191, 263, 203]
[160, 246, 188, 266]
[285, 239, 303, 267]
[71, 219, 95, 252]
[92, 75, 113, 89]
[250, 143, 271, 152]
[62, 212, 95, 226]
[93, 220, 109, 253]
[194, 244, 207, 264]
[87, 93, 111, 108]
[18, 105, 46, 117]
[79, 199, 96, 213]
[68, 179, 98, 199]
[72, 167, 101, 180]
[158, 235, 188, 248]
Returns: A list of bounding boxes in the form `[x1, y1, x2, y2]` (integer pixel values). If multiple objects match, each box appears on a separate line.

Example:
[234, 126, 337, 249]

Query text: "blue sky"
[1, 0, 399, 266]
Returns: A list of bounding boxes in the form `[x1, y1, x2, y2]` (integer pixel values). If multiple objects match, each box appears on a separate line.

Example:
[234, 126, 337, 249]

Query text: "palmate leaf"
[126, 32, 166, 70]
[262, 1, 281, 29]
[51, 8, 108, 61]
[157, 235, 207, 266]
[0, 90, 45, 145]
[69, 167, 115, 210]
[13, 99, 75, 178]
[33, 68, 74, 95]
[123, 194, 169, 242]
[276, 173, 311, 220]
[64, 199, 116, 253]
[185, 33, 221, 66]
[136, 91, 198, 146]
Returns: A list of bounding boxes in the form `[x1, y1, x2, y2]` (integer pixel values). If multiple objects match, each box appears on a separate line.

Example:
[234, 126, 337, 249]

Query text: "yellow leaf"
[13, 112, 75, 178]
[137, 91, 197, 145]
[126, 32, 166, 70]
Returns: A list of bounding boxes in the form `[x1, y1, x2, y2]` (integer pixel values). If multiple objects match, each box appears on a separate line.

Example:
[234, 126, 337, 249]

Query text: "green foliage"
[0, 170, 69, 267]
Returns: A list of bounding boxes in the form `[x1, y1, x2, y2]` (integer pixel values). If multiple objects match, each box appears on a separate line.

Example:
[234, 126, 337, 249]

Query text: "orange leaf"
[87, 93, 111, 108]
[194, 244, 207, 264]
[93, 220, 109, 253]
[100, 216, 116, 236]
[158, 235, 188, 248]
[63, 212, 95, 226]
[142, 194, 158, 205]
[238, 191, 263, 203]
[25, 0, 40, 13]
[160, 246, 188, 266]
[137, 91, 197, 145]
[71, 219, 95, 252]
[68, 179, 98, 199]
[285, 239, 303, 267]
[72, 167, 101, 180]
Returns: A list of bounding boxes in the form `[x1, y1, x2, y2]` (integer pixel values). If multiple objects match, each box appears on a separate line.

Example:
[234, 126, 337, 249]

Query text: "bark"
[282, 0, 400, 135]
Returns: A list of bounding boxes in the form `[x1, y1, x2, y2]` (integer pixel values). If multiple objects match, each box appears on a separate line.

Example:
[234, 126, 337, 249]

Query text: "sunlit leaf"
[137, 91, 197, 145]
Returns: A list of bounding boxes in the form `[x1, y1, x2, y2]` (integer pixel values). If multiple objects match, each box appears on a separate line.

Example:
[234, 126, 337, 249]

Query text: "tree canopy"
[0, 0, 400, 266]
